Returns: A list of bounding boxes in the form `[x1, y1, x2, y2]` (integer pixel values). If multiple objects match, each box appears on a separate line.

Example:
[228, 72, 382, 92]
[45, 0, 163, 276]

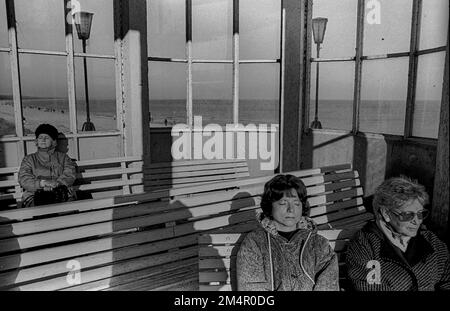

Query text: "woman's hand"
[40, 179, 59, 190]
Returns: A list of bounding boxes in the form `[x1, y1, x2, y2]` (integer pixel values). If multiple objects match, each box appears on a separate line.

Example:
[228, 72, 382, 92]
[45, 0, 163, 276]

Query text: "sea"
[0, 96, 441, 138]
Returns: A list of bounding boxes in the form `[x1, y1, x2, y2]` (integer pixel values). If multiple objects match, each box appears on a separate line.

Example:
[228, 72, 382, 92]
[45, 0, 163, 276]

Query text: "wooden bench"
[198, 164, 373, 291]
[0, 163, 371, 291]
[0, 169, 261, 291]
[0, 158, 249, 208]
[0, 156, 144, 208]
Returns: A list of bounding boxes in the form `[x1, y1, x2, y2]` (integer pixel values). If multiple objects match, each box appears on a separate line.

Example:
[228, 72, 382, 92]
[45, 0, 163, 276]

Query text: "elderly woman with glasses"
[345, 176, 450, 291]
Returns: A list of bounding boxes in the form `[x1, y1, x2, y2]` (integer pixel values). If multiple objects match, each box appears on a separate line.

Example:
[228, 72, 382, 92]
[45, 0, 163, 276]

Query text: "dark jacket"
[18, 147, 76, 203]
[236, 214, 339, 291]
[345, 221, 450, 291]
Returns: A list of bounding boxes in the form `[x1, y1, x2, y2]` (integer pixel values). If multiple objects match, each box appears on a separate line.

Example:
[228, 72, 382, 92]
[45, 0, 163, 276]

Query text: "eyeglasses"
[389, 209, 429, 222]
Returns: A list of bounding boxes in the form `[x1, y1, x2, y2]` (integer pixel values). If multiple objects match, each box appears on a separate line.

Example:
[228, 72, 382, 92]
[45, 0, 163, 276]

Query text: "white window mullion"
[64, 0, 79, 159]
[114, 0, 125, 157]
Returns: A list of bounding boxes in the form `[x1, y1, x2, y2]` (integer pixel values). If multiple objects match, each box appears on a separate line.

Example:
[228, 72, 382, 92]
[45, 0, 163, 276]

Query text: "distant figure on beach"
[164, 119, 168, 126]
[18, 124, 77, 207]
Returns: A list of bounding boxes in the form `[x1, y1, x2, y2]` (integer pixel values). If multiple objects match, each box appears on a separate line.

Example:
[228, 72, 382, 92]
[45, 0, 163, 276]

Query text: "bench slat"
[7, 248, 197, 291]
[0, 234, 198, 287]
[145, 159, 247, 169]
[145, 166, 248, 181]
[145, 162, 248, 175]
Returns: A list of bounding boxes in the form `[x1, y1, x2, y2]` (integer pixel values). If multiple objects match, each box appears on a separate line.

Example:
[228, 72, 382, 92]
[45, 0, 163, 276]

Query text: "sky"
[0, 0, 448, 102]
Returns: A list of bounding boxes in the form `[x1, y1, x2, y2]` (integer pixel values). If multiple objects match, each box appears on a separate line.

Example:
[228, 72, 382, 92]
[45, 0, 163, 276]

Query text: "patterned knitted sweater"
[345, 221, 450, 291]
[236, 214, 339, 291]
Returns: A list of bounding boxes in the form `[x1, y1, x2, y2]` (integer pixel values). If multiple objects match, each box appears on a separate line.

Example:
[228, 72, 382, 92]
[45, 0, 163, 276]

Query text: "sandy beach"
[0, 101, 118, 134]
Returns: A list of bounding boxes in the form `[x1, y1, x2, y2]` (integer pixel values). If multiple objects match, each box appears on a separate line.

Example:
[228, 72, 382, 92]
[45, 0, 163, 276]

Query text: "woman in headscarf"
[345, 176, 450, 291]
[236, 174, 339, 291]
[18, 124, 76, 207]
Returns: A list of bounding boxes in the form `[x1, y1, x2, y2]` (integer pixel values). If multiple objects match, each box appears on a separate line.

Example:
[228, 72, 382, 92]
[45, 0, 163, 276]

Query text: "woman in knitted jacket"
[236, 174, 339, 291]
[345, 176, 450, 291]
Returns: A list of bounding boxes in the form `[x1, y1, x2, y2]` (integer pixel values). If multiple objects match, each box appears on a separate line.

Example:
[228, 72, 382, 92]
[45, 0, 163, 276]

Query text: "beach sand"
[0, 101, 177, 135]
[0, 101, 118, 134]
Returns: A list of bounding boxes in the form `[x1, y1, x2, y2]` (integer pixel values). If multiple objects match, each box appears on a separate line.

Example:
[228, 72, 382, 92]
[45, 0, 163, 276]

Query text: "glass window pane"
[240, 63, 279, 125]
[192, 0, 232, 60]
[360, 58, 409, 135]
[0, 1, 8, 47]
[147, 0, 185, 59]
[193, 64, 232, 125]
[312, 0, 357, 58]
[15, 0, 66, 51]
[73, 0, 114, 55]
[149, 62, 187, 126]
[413, 51, 446, 138]
[420, 0, 449, 50]
[309, 61, 354, 131]
[19, 54, 69, 135]
[240, 0, 280, 60]
[0, 52, 14, 136]
[364, 0, 412, 55]
[75, 57, 117, 132]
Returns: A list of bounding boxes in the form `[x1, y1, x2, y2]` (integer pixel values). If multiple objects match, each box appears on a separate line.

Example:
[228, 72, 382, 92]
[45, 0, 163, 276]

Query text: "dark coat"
[345, 221, 450, 291]
[236, 215, 339, 291]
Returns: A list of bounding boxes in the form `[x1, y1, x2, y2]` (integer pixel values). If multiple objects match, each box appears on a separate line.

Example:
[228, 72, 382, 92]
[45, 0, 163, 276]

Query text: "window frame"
[147, 0, 282, 129]
[0, 0, 125, 162]
[304, 0, 447, 141]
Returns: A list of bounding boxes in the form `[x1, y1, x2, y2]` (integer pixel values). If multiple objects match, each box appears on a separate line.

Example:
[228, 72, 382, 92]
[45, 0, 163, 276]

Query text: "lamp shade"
[312, 17, 328, 44]
[74, 12, 94, 40]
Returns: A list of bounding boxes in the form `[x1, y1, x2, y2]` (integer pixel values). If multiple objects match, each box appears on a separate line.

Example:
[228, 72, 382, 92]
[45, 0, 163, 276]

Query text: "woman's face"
[36, 134, 55, 149]
[384, 199, 426, 237]
[271, 188, 303, 232]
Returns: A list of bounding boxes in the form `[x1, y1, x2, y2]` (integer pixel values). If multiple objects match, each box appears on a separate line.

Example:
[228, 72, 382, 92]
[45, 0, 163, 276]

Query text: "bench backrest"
[0, 158, 249, 208]
[144, 159, 250, 191]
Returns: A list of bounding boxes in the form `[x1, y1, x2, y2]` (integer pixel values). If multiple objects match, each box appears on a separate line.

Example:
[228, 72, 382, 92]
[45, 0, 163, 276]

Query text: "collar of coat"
[37, 146, 56, 155]
[365, 221, 434, 267]
[256, 212, 318, 237]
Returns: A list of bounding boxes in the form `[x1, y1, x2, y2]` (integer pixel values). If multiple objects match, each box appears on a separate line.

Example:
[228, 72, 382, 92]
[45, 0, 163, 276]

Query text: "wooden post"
[404, 0, 422, 138]
[117, 0, 150, 192]
[352, 0, 365, 134]
[431, 37, 449, 241]
[280, 0, 305, 172]
[5, 0, 25, 161]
